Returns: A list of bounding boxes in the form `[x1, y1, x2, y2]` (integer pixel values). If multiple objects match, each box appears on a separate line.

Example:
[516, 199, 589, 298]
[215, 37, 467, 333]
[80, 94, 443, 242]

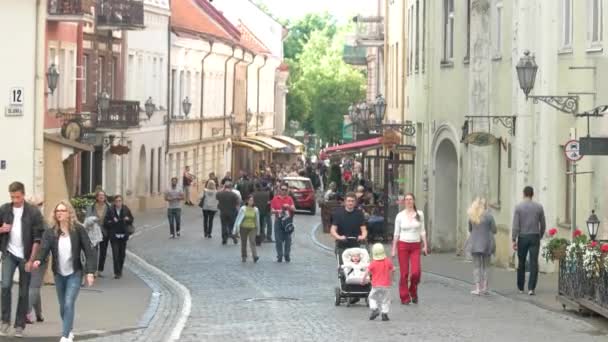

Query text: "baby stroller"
[334, 237, 372, 306]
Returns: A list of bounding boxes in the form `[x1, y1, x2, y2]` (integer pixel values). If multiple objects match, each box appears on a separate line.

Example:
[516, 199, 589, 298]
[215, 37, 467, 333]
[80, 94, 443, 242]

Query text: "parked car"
[283, 176, 316, 215]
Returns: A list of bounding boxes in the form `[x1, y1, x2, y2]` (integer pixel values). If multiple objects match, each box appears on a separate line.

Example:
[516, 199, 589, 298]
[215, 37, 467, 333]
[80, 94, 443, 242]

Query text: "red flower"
[601, 244, 608, 253]
[548, 228, 558, 236]
[573, 229, 583, 237]
[589, 241, 599, 248]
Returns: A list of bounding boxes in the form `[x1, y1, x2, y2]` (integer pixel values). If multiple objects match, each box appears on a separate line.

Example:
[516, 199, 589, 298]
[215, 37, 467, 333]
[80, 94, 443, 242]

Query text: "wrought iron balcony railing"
[95, 100, 140, 129]
[48, 0, 95, 21]
[96, 0, 145, 30]
[353, 16, 384, 46]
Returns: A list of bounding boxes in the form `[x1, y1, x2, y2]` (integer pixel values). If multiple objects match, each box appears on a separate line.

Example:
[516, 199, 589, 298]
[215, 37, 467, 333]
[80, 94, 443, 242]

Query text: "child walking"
[363, 243, 394, 321]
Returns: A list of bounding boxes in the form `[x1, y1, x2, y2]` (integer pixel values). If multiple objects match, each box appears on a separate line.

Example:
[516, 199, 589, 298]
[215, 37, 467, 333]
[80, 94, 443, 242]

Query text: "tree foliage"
[285, 14, 365, 143]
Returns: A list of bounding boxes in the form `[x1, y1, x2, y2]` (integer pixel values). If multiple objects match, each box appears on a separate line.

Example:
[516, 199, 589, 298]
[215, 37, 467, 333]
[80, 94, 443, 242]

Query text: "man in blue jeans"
[0, 181, 44, 338]
[164, 177, 184, 239]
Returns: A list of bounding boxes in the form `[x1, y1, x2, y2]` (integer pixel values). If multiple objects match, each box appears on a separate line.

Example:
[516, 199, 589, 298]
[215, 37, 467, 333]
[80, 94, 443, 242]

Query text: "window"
[150, 149, 154, 195]
[408, 7, 413, 74]
[422, 0, 426, 72]
[152, 57, 158, 102]
[561, 0, 573, 49]
[171, 69, 177, 117]
[179, 70, 184, 116]
[588, 0, 603, 48]
[465, 0, 471, 62]
[443, 0, 455, 61]
[394, 43, 398, 106]
[128, 55, 135, 99]
[157, 148, 162, 193]
[493, 1, 503, 57]
[82, 54, 88, 104]
[98, 56, 105, 95]
[415, 0, 420, 72]
[111, 57, 117, 98]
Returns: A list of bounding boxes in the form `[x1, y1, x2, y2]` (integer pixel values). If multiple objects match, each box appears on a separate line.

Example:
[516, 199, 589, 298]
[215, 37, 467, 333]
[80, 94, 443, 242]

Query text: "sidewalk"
[313, 224, 608, 332]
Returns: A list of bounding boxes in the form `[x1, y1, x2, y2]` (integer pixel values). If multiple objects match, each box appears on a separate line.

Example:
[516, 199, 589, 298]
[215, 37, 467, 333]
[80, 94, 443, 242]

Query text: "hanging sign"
[564, 139, 583, 161]
[463, 132, 498, 146]
[381, 129, 401, 146]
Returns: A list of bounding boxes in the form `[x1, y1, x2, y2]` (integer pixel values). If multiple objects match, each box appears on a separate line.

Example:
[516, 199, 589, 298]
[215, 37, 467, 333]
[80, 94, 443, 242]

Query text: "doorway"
[432, 139, 458, 251]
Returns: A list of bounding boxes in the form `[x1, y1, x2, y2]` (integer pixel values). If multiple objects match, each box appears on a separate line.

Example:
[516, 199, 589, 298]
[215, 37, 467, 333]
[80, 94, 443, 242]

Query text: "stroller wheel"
[334, 287, 341, 306]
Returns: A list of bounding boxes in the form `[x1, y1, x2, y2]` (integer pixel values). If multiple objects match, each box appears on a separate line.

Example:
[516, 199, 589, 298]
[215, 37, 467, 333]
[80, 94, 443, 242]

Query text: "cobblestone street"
[126, 207, 605, 342]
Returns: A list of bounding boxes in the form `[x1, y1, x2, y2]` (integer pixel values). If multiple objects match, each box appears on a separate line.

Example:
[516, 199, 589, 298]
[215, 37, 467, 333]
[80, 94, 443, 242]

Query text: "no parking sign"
[564, 139, 583, 162]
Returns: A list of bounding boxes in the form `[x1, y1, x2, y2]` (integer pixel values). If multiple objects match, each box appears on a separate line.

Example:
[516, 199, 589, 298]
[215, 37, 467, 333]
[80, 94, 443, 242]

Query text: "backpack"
[279, 211, 295, 234]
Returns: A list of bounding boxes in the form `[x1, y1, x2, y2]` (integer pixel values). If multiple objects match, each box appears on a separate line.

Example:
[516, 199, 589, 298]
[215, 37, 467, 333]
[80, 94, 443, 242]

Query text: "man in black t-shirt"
[330, 192, 367, 254]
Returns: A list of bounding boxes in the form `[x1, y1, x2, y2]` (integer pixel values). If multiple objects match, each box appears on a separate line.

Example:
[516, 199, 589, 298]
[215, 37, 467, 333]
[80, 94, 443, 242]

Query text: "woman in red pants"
[391, 193, 428, 304]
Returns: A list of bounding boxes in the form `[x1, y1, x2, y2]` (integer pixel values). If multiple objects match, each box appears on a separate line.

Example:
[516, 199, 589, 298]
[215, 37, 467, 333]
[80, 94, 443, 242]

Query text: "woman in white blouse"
[391, 193, 428, 305]
[34, 201, 97, 342]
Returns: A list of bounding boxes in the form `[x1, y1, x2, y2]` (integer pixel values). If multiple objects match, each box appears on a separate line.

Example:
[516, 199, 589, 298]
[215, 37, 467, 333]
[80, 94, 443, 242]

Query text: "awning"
[44, 133, 94, 152]
[242, 136, 287, 151]
[261, 135, 304, 153]
[320, 137, 382, 159]
[232, 140, 264, 153]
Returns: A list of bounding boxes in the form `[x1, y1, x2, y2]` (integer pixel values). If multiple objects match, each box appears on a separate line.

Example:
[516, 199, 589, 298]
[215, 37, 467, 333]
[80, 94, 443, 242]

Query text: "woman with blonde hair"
[33, 200, 97, 341]
[199, 180, 219, 239]
[467, 197, 497, 295]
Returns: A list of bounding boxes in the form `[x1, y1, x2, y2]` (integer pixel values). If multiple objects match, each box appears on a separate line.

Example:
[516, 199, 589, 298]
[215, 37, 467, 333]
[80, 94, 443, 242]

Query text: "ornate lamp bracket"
[529, 95, 579, 115]
[464, 115, 517, 136]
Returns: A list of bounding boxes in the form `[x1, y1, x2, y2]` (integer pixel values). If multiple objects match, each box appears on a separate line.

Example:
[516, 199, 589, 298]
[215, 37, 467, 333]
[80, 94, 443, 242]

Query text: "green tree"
[284, 13, 337, 60]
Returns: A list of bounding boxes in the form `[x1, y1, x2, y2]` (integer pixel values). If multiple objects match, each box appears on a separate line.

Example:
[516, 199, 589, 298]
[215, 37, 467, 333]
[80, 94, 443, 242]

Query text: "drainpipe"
[33, 0, 46, 196]
[255, 56, 268, 132]
[199, 42, 213, 140]
[165, 0, 172, 157]
[243, 53, 255, 136]
[222, 47, 236, 137]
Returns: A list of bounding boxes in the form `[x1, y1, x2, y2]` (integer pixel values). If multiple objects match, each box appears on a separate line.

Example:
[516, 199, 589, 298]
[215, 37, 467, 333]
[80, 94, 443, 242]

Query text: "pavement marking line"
[126, 250, 192, 342]
[310, 223, 334, 253]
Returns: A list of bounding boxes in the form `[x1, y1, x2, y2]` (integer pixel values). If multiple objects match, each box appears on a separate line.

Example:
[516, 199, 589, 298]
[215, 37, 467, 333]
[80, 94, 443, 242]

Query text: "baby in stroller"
[341, 248, 370, 285]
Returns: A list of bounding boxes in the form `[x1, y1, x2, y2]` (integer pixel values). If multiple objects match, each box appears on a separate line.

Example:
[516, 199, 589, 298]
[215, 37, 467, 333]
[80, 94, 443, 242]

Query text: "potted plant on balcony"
[542, 228, 569, 262]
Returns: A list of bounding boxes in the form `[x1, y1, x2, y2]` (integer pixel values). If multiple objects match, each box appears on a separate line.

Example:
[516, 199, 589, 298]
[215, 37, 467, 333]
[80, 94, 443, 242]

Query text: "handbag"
[127, 224, 136, 235]
[198, 194, 206, 208]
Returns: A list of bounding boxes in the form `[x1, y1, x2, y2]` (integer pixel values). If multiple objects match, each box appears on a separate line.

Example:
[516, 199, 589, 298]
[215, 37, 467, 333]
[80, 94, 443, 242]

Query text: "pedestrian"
[33, 200, 97, 342]
[467, 197, 497, 295]
[221, 171, 232, 186]
[512, 186, 546, 296]
[330, 192, 367, 259]
[236, 170, 253, 201]
[216, 182, 240, 245]
[85, 190, 110, 277]
[233, 195, 260, 263]
[363, 243, 394, 321]
[253, 182, 273, 242]
[391, 192, 427, 305]
[205, 172, 219, 189]
[0, 181, 44, 338]
[26, 195, 47, 325]
[104, 195, 133, 279]
[182, 166, 196, 206]
[164, 177, 185, 239]
[271, 183, 296, 263]
[199, 180, 219, 239]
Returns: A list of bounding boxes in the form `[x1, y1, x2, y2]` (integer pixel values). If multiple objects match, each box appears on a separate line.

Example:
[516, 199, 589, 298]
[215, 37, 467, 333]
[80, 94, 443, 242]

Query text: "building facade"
[391, 0, 608, 270]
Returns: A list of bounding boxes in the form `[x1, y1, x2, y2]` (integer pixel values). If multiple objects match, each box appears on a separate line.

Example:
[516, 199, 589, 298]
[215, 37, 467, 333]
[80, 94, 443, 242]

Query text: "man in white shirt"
[0, 182, 44, 337]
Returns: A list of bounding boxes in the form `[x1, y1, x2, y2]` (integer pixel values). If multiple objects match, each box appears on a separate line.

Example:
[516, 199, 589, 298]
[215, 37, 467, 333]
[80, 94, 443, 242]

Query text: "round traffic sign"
[564, 139, 583, 162]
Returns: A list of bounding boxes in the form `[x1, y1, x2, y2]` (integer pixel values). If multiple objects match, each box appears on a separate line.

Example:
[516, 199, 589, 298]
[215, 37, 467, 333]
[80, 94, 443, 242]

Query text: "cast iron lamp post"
[144, 97, 155, 119]
[46, 64, 59, 95]
[182, 97, 192, 117]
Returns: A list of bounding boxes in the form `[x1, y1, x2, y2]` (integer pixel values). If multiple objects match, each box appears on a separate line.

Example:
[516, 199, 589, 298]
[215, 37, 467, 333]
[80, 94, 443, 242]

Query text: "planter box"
[558, 258, 608, 318]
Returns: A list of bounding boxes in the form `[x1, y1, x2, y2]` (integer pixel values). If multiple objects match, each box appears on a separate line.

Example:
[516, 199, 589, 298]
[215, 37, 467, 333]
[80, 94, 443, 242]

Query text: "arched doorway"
[136, 145, 147, 196]
[432, 139, 458, 251]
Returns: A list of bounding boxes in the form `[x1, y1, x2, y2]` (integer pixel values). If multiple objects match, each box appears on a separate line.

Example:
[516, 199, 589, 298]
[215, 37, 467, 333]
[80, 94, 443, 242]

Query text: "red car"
[283, 176, 316, 215]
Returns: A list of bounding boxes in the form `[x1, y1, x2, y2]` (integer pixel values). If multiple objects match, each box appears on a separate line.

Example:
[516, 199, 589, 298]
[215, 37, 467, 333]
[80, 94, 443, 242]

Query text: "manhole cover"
[244, 297, 299, 302]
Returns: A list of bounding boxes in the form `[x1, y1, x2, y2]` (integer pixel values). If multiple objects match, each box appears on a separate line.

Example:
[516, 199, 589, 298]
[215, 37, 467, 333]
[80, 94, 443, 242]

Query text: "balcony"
[353, 15, 384, 47]
[47, 0, 95, 22]
[96, 0, 145, 31]
[343, 45, 368, 66]
[95, 100, 140, 129]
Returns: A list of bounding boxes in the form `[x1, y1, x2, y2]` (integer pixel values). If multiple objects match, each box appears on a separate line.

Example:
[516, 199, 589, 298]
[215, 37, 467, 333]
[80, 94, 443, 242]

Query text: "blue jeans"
[167, 208, 182, 235]
[1, 252, 30, 328]
[274, 220, 292, 260]
[54, 271, 82, 338]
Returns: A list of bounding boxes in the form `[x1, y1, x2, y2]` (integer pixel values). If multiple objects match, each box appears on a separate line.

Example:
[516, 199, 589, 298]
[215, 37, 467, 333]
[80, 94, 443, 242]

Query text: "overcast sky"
[254, 0, 374, 22]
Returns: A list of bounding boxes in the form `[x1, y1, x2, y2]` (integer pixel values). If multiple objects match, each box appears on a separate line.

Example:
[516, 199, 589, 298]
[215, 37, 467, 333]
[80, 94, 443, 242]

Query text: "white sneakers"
[59, 332, 75, 342]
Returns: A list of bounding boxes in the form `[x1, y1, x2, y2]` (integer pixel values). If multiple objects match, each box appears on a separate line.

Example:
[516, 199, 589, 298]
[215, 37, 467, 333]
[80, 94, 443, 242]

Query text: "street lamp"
[182, 97, 191, 117]
[586, 210, 601, 241]
[515, 50, 538, 99]
[144, 97, 155, 119]
[374, 94, 386, 125]
[246, 109, 253, 123]
[46, 63, 59, 95]
[98, 91, 110, 111]
[515, 50, 579, 114]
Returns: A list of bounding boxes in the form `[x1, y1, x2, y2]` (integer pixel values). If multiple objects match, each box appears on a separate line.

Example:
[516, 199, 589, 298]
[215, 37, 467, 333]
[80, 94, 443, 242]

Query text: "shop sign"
[463, 132, 498, 146]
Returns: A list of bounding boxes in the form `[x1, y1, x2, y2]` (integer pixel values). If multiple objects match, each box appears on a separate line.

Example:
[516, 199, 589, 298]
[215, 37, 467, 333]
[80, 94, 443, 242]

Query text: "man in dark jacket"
[216, 182, 240, 245]
[253, 183, 273, 242]
[0, 182, 44, 337]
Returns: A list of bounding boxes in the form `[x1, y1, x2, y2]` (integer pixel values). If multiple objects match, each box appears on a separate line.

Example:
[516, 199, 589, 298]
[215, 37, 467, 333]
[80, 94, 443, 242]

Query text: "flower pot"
[552, 245, 567, 260]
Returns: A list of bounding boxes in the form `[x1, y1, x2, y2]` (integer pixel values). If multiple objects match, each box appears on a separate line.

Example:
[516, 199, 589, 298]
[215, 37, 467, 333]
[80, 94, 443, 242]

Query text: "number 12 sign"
[9, 87, 24, 105]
